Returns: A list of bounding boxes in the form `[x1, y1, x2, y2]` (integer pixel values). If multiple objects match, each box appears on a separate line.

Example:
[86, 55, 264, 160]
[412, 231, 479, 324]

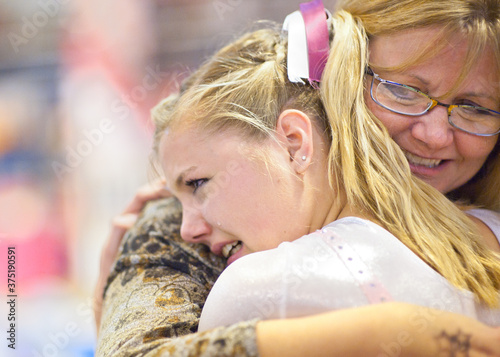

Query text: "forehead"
[368, 27, 446, 65]
[368, 27, 500, 100]
[159, 126, 257, 179]
[160, 127, 230, 163]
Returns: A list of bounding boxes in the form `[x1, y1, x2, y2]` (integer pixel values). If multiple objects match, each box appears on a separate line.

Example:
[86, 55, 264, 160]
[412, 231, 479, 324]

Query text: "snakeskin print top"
[96, 197, 259, 356]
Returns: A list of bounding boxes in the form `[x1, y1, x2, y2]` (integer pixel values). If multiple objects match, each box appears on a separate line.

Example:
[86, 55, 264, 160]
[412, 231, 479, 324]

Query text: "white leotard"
[199, 217, 500, 331]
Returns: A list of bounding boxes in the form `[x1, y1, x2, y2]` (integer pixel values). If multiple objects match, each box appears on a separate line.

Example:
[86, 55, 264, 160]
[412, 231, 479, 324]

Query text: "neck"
[319, 188, 377, 229]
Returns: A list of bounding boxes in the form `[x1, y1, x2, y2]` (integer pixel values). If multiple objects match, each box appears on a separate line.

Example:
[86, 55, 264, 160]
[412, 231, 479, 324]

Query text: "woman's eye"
[458, 99, 481, 107]
[380, 83, 421, 104]
[390, 86, 417, 99]
[185, 178, 208, 193]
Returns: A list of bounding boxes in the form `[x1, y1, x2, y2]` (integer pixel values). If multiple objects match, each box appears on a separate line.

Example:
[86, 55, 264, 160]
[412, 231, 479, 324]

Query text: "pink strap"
[299, 0, 330, 82]
[320, 228, 394, 304]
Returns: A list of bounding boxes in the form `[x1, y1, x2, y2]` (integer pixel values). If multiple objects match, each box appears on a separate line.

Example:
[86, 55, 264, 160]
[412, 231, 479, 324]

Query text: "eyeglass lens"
[374, 81, 500, 135]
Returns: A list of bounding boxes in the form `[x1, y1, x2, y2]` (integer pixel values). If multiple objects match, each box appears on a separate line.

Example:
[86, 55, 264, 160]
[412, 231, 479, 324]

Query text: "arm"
[257, 303, 500, 357]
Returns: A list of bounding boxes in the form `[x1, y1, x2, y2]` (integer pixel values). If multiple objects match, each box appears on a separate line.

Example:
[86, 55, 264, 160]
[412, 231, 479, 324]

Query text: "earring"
[301, 155, 307, 161]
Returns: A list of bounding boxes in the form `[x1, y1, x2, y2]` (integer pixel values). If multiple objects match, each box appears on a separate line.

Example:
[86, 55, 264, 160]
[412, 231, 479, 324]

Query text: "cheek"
[204, 170, 257, 228]
[456, 135, 498, 163]
[228, 175, 279, 234]
[365, 95, 410, 137]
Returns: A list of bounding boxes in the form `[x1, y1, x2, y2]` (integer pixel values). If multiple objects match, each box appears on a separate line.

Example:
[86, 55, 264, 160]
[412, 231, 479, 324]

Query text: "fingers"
[93, 279, 104, 334]
[121, 178, 170, 215]
[102, 178, 170, 274]
[112, 213, 139, 230]
[102, 178, 170, 264]
[98, 179, 168, 286]
[94, 179, 171, 335]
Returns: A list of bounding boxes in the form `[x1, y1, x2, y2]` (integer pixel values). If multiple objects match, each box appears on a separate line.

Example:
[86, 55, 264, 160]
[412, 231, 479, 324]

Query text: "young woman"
[96, 0, 500, 356]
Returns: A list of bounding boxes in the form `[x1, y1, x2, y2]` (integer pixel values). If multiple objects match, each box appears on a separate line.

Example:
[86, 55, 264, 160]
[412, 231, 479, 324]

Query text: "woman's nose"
[411, 106, 454, 150]
[180, 206, 211, 243]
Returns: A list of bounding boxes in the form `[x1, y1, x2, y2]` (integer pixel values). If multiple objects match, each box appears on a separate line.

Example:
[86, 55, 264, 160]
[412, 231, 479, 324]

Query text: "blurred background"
[0, 0, 333, 355]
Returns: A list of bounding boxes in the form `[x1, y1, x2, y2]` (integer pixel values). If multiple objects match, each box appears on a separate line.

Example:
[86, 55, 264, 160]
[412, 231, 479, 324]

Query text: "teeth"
[222, 241, 242, 258]
[402, 150, 442, 168]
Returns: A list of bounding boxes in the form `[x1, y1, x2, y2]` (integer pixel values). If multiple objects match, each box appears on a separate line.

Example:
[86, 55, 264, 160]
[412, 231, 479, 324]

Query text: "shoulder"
[209, 217, 394, 291]
[202, 240, 304, 303]
[467, 209, 500, 247]
[467, 209, 500, 232]
[199, 233, 326, 331]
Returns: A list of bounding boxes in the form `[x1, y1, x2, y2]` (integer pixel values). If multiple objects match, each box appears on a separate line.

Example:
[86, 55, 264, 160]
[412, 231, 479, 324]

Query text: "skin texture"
[366, 27, 499, 194]
[257, 302, 500, 357]
[159, 110, 346, 265]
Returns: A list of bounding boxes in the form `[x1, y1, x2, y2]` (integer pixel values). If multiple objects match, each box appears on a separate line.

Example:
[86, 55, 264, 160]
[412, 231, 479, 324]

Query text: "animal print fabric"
[96, 197, 259, 356]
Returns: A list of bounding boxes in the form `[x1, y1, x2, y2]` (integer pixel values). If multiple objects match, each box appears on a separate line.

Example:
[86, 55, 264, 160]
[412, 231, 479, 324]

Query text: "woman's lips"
[403, 149, 442, 168]
[219, 240, 245, 265]
[222, 240, 242, 258]
[226, 244, 244, 265]
[401, 149, 450, 176]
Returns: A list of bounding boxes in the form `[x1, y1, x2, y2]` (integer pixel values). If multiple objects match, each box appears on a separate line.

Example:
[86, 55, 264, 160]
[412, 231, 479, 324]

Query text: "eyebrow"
[405, 73, 431, 87]
[459, 91, 497, 103]
[175, 166, 197, 189]
[400, 73, 497, 105]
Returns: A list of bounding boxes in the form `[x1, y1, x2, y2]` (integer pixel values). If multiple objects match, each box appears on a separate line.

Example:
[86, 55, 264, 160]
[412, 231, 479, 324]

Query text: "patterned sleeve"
[95, 197, 260, 357]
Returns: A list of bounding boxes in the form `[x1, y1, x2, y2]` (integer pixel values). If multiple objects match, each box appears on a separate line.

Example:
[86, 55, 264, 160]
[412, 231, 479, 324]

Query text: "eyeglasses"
[366, 67, 500, 137]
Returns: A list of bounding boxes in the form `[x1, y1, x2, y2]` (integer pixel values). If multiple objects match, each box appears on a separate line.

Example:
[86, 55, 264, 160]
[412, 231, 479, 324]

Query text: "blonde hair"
[152, 25, 500, 306]
[336, 0, 500, 210]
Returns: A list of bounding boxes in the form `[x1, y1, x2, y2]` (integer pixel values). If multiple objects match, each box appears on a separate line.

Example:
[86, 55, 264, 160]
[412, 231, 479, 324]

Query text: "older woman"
[331, 0, 500, 248]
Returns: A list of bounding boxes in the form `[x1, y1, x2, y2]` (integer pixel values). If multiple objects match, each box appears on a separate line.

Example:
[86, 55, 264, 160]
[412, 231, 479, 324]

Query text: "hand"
[93, 179, 171, 334]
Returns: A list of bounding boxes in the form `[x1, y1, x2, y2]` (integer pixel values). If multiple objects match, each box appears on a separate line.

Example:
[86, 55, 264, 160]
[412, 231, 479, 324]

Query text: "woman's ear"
[275, 109, 314, 174]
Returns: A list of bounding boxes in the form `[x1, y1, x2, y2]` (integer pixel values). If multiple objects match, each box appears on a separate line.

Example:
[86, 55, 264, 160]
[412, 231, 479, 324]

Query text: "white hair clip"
[282, 0, 332, 85]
